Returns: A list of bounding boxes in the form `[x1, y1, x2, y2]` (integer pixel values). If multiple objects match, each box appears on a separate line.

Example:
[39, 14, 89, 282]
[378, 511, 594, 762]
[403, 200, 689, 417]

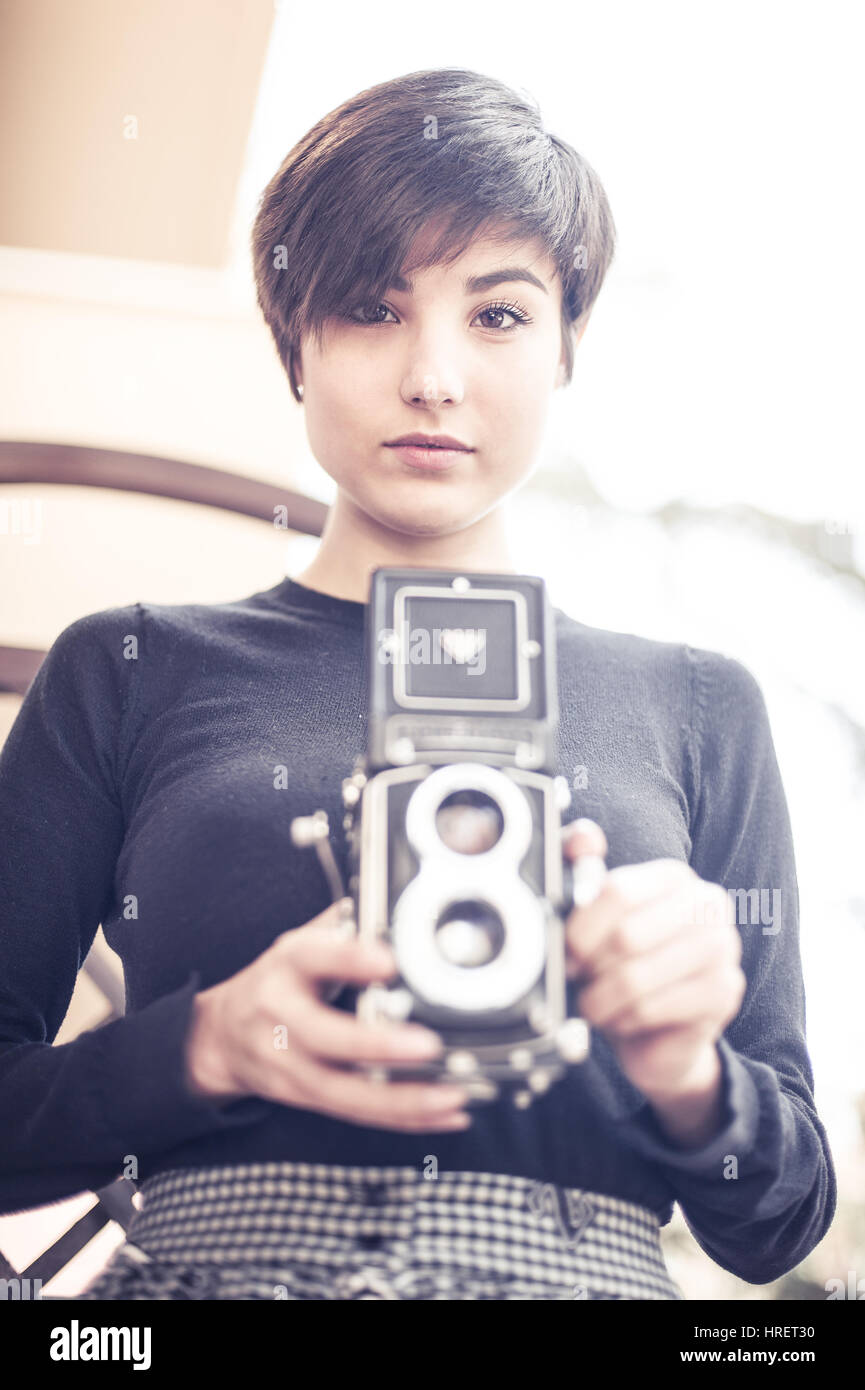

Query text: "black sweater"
[0, 575, 836, 1284]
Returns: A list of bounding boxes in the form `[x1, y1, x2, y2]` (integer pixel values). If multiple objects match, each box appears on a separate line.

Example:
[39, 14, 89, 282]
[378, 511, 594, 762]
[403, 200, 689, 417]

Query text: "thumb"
[306, 897, 356, 939]
[562, 818, 608, 862]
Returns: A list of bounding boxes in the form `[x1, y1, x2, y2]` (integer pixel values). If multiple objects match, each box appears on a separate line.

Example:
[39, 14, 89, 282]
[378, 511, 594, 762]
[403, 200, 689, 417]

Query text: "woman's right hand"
[183, 899, 471, 1133]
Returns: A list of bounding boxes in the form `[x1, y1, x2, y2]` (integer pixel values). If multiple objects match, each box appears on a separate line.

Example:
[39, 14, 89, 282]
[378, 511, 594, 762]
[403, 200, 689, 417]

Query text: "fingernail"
[400, 1030, 444, 1057]
[572, 855, 607, 907]
[439, 1113, 472, 1129]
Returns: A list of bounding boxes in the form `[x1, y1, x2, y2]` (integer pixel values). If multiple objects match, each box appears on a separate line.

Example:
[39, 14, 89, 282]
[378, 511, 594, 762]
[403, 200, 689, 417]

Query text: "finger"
[567, 859, 694, 974]
[577, 923, 738, 1028]
[278, 1050, 472, 1131]
[280, 928, 398, 984]
[589, 965, 747, 1037]
[585, 883, 740, 979]
[562, 818, 608, 862]
[277, 992, 444, 1065]
[301, 897, 357, 933]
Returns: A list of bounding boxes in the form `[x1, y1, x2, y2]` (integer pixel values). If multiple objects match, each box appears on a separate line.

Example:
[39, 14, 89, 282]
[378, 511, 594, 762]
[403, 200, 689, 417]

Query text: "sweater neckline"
[271, 573, 577, 632]
[272, 575, 368, 624]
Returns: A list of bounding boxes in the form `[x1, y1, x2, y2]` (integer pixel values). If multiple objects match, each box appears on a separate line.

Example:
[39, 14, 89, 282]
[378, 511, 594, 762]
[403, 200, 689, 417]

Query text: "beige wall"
[0, 284, 326, 647]
[0, 0, 332, 650]
[0, 0, 275, 265]
[0, 3, 323, 1287]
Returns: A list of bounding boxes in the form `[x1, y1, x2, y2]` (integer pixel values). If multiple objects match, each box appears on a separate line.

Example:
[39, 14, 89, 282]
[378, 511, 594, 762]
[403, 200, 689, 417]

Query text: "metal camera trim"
[392, 875, 547, 1013]
[390, 763, 547, 1012]
[391, 583, 532, 712]
[403, 761, 531, 862]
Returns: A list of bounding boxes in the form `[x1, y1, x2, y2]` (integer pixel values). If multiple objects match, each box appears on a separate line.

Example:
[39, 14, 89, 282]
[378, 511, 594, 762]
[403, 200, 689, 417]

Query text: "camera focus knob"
[445, 1050, 478, 1078]
[528, 1068, 552, 1094]
[508, 1047, 533, 1072]
[290, 810, 329, 847]
[390, 737, 415, 764]
[556, 1018, 590, 1063]
[375, 988, 414, 1021]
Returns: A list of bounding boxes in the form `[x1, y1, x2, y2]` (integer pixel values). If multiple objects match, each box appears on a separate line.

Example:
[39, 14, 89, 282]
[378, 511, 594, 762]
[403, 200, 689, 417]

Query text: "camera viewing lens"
[435, 790, 504, 854]
[434, 901, 505, 967]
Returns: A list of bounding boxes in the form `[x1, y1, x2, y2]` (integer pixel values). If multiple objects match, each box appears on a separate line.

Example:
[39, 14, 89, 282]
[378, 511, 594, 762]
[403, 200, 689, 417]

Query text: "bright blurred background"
[0, 0, 862, 1299]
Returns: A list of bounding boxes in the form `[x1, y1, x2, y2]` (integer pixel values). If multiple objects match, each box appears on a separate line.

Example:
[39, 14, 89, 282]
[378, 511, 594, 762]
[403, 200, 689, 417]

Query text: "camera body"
[338, 567, 590, 1107]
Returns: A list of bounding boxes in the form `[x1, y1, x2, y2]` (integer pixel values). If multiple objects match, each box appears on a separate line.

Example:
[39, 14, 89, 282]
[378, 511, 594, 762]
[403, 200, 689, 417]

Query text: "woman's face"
[295, 226, 569, 538]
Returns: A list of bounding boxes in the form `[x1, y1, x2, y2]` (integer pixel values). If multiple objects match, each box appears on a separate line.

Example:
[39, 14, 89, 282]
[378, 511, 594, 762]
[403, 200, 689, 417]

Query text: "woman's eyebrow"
[388, 267, 549, 295]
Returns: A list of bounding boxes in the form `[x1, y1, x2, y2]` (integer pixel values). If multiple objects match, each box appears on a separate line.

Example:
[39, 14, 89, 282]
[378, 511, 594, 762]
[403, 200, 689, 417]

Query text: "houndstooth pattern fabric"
[78, 1163, 684, 1301]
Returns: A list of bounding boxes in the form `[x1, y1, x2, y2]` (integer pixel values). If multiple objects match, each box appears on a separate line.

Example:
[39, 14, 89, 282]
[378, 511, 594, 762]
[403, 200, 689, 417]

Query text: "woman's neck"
[293, 491, 517, 603]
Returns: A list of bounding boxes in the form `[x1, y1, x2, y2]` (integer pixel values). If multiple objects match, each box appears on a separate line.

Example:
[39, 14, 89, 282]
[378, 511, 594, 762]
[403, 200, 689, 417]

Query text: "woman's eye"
[346, 303, 396, 325]
[474, 301, 532, 332]
[344, 300, 532, 331]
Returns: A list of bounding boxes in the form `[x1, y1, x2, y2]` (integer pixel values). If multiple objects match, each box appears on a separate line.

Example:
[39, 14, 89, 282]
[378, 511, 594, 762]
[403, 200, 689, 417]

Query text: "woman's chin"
[383, 513, 466, 538]
[363, 491, 485, 538]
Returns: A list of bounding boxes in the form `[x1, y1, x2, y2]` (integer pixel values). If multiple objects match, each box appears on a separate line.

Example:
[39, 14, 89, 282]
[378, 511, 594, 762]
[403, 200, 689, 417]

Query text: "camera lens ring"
[435, 789, 504, 855]
[391, 873, 546, 1012]
[403, 763, 532, 864]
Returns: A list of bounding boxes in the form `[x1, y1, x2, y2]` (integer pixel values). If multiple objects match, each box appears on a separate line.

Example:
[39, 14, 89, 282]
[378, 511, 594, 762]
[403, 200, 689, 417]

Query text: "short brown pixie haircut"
[251, 68, 617, 404]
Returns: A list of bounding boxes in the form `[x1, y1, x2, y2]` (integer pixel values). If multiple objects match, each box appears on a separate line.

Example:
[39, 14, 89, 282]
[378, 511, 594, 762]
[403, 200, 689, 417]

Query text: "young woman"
[0, 69, 835, 1301]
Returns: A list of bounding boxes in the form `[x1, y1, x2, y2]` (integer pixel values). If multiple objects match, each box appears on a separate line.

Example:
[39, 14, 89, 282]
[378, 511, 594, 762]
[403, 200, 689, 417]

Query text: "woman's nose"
[401, 366, 464, 409]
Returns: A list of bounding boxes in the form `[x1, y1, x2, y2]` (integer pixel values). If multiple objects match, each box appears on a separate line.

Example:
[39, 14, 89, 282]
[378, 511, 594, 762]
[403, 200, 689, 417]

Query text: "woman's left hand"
[563, 820, 747, 1109]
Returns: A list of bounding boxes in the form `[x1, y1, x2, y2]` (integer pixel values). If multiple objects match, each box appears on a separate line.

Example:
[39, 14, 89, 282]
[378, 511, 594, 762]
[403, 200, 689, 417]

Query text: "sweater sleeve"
[611, 646, 837, 1285]
[0, 609, 270, 1217]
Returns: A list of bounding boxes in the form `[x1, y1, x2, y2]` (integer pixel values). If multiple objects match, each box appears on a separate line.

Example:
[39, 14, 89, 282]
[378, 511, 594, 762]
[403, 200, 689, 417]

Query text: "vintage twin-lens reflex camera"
[291, 567, 605, 1109]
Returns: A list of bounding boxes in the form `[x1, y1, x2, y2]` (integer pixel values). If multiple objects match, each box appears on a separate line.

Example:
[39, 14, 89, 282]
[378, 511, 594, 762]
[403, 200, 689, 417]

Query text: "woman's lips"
[385, 444, 470, 471]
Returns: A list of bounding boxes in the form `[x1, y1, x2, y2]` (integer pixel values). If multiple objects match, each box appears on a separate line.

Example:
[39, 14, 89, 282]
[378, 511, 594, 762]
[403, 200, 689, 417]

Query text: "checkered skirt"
[78, 1162, 684, 1301]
